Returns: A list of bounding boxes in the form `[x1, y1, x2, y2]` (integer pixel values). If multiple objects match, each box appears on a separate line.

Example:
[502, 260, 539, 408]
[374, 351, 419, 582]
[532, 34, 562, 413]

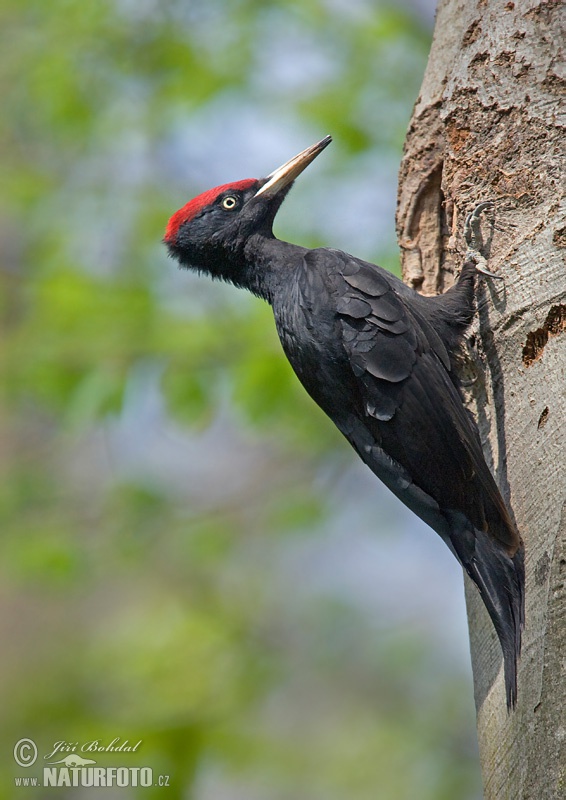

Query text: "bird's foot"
[464, 201, 503, 280]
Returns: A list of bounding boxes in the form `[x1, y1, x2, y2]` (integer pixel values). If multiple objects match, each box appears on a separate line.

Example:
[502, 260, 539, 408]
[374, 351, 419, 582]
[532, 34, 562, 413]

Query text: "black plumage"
[165, 136, 524, 709]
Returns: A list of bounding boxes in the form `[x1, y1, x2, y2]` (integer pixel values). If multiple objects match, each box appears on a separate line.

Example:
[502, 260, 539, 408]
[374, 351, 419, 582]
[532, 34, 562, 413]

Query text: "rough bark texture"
[396, 1, 565, 797]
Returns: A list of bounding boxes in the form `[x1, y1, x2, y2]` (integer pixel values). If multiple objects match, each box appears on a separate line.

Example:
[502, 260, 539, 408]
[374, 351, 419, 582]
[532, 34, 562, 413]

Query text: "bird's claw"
[464, 201, 503, 280]
[465, 248, 504, 279]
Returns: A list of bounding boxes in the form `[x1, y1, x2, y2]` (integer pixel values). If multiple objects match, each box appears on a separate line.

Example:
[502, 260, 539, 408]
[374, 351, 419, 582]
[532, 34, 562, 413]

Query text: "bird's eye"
[221, 195, 238, 210]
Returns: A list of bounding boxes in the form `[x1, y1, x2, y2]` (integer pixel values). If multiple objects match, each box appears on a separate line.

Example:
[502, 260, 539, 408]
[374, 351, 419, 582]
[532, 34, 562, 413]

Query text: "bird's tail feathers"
[447, 515, 525, 710]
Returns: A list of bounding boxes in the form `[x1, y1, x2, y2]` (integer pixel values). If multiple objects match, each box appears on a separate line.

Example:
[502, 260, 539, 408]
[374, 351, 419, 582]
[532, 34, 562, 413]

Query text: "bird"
[164, 135, 525, 709]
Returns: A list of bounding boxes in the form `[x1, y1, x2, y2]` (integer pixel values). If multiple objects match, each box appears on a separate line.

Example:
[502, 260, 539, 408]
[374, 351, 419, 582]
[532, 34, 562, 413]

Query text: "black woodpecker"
[165, 136, 525, 709]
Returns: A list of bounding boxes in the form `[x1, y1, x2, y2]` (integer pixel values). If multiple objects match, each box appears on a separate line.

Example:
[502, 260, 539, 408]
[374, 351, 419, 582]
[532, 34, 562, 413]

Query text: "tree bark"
[396, 1, 565, 797]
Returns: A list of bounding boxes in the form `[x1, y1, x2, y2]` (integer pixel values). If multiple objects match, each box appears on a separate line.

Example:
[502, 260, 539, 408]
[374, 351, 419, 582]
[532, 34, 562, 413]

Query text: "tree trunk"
[396, 1, 565, 797]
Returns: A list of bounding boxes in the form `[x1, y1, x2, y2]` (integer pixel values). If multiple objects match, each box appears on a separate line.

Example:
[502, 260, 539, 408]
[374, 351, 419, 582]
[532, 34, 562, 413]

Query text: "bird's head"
[164, 136, 332, 290]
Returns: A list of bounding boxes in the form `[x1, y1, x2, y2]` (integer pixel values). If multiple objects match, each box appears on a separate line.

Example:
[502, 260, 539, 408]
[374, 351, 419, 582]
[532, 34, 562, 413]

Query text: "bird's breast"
[272, 276, 359, 420]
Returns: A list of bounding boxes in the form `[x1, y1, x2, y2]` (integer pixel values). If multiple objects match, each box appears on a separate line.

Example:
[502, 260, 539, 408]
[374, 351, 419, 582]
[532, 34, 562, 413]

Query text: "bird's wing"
[317, 251, 519, 553]
[300, 249, 524, 708]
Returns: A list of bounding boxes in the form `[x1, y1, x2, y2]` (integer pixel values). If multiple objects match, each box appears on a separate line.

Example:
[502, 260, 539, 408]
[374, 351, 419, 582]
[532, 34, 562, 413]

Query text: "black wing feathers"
[334, 253, 517, 547]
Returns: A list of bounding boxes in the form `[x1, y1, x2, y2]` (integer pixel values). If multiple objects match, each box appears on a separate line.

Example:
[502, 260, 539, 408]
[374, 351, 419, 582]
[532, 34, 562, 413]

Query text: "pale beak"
[254, 135, 332, 198]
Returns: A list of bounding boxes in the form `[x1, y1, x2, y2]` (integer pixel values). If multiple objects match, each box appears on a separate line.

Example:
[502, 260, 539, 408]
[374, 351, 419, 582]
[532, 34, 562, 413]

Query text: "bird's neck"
[237, 235, 305, 304]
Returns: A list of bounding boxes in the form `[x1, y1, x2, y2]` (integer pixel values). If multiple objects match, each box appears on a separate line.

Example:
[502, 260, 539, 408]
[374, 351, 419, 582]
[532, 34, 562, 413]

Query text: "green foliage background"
[1, 1, 481, 797]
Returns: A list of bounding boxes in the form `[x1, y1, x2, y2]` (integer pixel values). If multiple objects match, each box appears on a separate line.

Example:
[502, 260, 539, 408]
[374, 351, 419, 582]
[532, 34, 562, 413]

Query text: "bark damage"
[522, 304, 566, 366]
[397, 0, 565, 797]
